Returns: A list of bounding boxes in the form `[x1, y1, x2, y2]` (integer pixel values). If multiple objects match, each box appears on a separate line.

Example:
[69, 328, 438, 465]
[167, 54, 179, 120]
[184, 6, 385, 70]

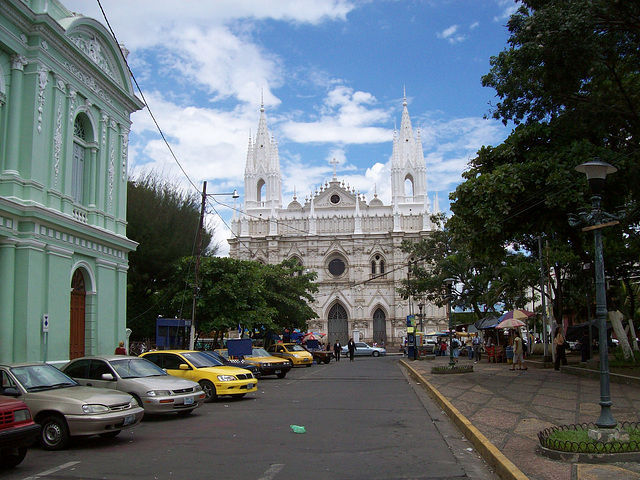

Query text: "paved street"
[5, 357, 496, 480]
[403, 355, 640, 480]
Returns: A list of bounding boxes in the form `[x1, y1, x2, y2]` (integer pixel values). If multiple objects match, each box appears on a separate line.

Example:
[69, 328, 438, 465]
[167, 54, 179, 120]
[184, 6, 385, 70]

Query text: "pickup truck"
[302, 340, 333, 364]
[0, 395, 40, 468]
[305, 347, 334, 364]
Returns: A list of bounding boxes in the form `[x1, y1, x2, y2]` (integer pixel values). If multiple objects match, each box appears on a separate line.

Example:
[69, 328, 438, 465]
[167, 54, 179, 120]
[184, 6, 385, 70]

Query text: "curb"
[400, 360, 529, 480]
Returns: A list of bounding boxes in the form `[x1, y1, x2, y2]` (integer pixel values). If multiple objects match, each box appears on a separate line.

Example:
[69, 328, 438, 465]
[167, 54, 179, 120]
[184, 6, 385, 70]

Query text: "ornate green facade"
[0, 0, 143, 364]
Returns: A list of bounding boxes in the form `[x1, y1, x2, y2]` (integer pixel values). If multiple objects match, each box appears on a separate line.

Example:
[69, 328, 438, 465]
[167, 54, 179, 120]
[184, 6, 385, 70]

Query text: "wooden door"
[69, 270, 86, 359]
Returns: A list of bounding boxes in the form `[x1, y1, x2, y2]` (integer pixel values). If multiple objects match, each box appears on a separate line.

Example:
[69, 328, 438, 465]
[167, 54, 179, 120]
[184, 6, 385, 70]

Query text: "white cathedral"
[228, 95, 449, 347]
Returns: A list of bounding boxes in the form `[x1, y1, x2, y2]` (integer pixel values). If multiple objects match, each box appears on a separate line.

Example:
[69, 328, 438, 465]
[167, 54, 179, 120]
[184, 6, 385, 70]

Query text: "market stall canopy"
[474, 317, 501, 330]
[496, 318, 526, 329]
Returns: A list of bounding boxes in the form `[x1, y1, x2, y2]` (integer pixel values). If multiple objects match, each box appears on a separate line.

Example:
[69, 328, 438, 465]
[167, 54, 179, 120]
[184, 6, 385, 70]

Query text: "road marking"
[257, 464, 284, 480]
[22, 461, 81, 480]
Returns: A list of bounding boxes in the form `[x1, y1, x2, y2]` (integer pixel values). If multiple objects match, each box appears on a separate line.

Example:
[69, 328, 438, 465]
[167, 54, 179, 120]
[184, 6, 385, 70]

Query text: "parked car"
[422, 339, 439, 354]
[0, 396, 40, 468]
[266, 343, 314, 367]
[216, 348, 292, 378]
[0, 363, 144, 450]
[140, 350, 257, 402]
[61, 356, 205, 416]
[201, 351, 261, 379]
[342, 342, 387, 357]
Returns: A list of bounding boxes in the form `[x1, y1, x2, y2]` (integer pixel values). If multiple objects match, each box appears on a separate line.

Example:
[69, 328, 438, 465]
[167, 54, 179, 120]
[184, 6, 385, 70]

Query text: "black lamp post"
[444, 278, 456, 367]
[418, 302, 424, 357]
[571, 158, 618, 429]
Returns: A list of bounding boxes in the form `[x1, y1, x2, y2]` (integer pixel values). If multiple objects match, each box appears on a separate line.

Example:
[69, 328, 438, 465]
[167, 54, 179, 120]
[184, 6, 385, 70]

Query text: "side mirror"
[101, 373, 115, 381]
[179, 364, 190, 370]
[2, 387, 20, 397]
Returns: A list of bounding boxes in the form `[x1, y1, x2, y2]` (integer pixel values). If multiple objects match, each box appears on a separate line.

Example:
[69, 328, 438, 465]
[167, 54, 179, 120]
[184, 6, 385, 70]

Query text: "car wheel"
[199, 380, 217, 403]
[276, 372, 287, 379]
[99, 430, 121, 438]
[288, 360, 294, 367]
[40, 414, 70, 451]
[0, 447, 27, 468]
[324, 358, 331, 364]
[372, 351, 380, 357]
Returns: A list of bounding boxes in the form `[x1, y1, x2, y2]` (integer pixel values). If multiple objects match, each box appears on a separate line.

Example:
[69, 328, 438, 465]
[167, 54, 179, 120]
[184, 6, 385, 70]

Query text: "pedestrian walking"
[554, 327, 568, 370]
[347, 338, 356, 361]
[333, 340, 341, 362]
[472, 332, 482, 362]
[439, 340, 447, 356]
[466, 336, 474, 360]
[510, 332, 527, 370]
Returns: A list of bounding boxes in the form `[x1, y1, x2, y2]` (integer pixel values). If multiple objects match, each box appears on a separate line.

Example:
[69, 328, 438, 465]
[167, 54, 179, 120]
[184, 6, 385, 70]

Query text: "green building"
[0, 0, 143, 364]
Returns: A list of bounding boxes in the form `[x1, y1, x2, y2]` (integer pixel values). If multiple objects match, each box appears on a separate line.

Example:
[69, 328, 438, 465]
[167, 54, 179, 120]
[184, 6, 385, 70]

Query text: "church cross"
[329, 157, 340, 179]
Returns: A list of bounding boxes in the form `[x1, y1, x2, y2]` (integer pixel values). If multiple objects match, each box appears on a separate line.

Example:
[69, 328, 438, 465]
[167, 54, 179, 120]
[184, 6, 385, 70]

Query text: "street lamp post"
[444, 278, 456, 367]
[418, 302, 424, 358]
[189, 182, 239, 350]
[570, 158, 619, 429]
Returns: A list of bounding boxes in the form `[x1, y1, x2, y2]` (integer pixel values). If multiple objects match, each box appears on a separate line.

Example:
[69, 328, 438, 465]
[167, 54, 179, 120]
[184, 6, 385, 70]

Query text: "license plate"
[123, 414, 135, 426]
[246, 383, 254, 389]
[184, 396, 194, 405]
[274, 370, 281, 374]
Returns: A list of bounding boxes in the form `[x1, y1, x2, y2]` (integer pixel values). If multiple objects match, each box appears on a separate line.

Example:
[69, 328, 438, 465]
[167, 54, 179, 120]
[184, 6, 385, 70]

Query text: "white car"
[341, 342, 387, 357]
[62, 356, 206, 416]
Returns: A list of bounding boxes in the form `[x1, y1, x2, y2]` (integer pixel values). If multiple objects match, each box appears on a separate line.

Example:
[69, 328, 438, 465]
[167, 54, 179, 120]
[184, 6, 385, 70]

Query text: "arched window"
[370, 254, 386, 279]
[72, 117, 87, 203]
[404, 175, 414, 199]
[257, 179, 265, 203]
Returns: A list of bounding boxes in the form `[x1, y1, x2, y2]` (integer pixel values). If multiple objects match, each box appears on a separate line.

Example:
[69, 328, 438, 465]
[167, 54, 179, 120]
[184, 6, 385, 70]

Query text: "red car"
[0, 396, 40, 468]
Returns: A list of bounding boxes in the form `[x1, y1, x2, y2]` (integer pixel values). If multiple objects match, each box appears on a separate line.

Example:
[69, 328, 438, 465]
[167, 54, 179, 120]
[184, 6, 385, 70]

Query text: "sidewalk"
[401, 355, 640, 480]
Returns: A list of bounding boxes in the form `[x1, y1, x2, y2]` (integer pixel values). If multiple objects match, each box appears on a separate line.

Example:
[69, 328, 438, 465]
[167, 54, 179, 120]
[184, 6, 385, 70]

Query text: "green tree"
[166, 257, 317, 344]
[126, 172, 215, 340]
[399, 215, 538, 322]
[451, 0, 640, 321]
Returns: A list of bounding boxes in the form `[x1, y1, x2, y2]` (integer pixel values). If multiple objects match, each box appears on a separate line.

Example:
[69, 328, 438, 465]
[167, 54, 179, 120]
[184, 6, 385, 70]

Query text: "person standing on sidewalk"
[333, 340, 341, 362]
[554, 327, 568, 370]
[510, 332, 527, 370]
[347, 338, 356, 361]
[472, 332, 482, 362]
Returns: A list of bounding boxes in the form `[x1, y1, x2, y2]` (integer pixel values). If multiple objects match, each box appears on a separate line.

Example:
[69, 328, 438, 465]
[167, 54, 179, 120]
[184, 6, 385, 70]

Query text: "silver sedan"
[62, 356, 205, 416]
[342, 342, 387, 357]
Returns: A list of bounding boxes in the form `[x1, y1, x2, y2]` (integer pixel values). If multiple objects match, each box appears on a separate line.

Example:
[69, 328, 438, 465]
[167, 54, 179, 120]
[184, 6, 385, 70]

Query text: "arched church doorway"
[69, 269, 86, 359]
[328, 303, 348, 346]
[373, 307, 387, 345]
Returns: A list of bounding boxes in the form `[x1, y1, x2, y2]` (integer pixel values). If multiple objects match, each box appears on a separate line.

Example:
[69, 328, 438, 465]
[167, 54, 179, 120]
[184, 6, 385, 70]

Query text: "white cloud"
[437, 24, 466, 44]
[280, 86, 393, 143]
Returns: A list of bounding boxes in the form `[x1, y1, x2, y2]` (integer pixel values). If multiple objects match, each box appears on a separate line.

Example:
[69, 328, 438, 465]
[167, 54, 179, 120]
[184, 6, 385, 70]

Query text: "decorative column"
[5, 55, 28, 173]
[51, 75, 67, 189]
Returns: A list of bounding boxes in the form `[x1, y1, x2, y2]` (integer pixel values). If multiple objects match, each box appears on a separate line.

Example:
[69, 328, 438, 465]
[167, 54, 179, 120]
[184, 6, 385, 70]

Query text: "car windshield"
[289, 345, 306, 352]
[250, 348, 272, 357]
[111, 358, 167, 379]
[11, 364, 78, 392]
[181, 351, 224, 368]
[203, 351, 226, 363]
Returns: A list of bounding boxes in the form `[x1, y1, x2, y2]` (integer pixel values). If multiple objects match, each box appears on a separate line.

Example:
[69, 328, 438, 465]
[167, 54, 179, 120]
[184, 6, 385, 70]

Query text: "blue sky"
[63, 0, 518, 254]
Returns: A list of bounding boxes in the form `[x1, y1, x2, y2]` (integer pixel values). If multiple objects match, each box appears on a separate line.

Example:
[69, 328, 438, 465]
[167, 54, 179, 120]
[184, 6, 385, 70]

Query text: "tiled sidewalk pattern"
[405, 356, 640, 480]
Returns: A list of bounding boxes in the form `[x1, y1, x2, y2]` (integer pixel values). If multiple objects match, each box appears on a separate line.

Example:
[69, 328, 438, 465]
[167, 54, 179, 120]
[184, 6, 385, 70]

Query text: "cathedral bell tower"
[390, 92, 428, 207]
[244, 102, 282, 213]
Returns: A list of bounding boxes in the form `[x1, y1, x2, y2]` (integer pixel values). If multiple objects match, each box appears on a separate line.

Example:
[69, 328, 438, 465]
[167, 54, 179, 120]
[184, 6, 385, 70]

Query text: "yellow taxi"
[216, 347, 292, 379]
[140, 350, 257, 402]
[267, 343, 313, 367]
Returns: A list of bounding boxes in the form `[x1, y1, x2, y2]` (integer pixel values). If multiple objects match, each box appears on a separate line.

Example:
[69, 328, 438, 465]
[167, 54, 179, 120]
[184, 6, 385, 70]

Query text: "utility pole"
[189, 181, 207, 350]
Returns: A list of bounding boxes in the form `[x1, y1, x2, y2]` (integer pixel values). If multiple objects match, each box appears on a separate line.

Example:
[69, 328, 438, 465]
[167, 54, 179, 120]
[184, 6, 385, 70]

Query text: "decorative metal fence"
[538, 422, 640, 454]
